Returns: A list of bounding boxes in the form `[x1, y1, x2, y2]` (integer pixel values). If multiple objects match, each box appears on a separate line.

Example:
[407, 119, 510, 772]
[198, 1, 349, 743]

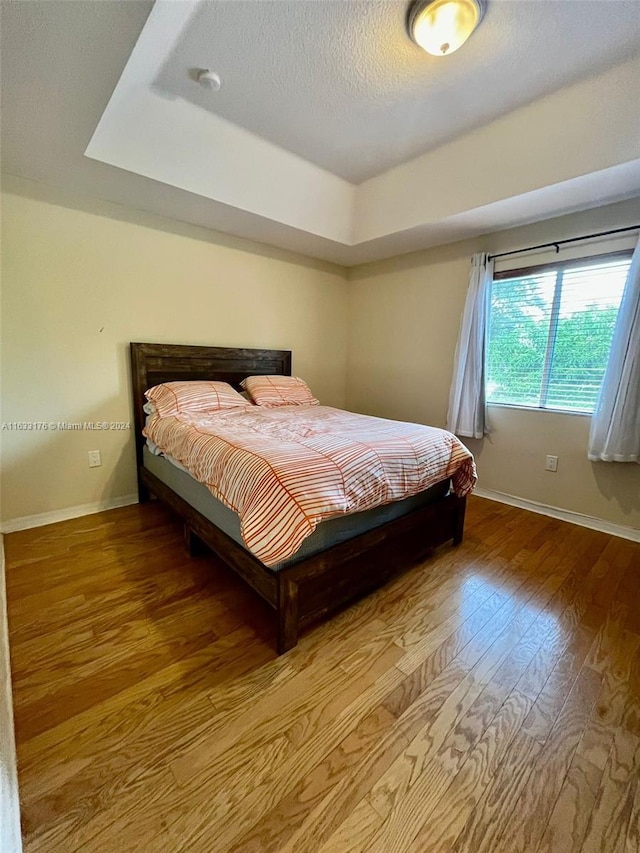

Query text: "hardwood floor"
[5, 496, 639, 852]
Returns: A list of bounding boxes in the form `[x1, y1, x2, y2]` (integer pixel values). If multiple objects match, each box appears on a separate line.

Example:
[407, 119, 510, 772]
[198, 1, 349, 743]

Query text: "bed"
[131, 342, 471, 653]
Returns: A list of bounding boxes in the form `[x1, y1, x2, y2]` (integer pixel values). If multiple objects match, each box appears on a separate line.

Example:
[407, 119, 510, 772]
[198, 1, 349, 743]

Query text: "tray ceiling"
[155, 0, 640, 183]
[2, 0, 640, 265]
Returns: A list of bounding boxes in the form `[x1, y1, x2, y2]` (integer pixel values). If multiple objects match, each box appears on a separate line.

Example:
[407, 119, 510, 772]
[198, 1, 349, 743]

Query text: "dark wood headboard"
[130, 342, 292, 471]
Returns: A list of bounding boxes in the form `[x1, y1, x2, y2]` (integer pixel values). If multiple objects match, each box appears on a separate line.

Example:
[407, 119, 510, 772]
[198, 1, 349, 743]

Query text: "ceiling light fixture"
[407, 0, 486, 56]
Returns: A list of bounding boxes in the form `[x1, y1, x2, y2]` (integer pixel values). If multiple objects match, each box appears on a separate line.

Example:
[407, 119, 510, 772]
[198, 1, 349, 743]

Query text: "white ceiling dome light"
[408, 0, 486, 56]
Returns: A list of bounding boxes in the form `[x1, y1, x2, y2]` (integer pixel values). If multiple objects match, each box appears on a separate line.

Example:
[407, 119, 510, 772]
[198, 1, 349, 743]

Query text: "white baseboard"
[0, 494, 139, 534]
[474, 487, 640, 543]
[0, 537, 23, 852]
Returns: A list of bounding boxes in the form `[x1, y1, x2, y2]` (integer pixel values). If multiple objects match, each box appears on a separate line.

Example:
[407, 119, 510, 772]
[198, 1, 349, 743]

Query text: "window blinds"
[486, 257, 630, 413]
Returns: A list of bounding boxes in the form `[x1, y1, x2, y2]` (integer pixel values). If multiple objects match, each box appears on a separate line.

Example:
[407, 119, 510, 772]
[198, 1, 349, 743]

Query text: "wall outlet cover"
[545, 455, 559, 472]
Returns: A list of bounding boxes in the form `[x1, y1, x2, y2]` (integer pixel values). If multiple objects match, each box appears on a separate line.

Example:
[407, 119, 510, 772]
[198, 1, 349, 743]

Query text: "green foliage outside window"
[486, 258, 628, 413]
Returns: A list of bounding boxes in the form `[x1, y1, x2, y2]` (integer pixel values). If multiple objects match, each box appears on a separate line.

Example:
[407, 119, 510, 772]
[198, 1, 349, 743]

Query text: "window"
[486, 252, 631, 414]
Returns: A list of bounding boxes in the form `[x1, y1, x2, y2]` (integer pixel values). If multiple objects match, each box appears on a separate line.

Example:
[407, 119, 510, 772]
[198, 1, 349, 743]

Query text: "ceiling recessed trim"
[85, 0, 354, 244]
[2, 0, 639, 266]
[86, 0, 640, 260]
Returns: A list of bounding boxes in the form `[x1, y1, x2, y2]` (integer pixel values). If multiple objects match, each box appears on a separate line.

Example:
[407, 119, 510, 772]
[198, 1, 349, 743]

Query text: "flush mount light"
[407, 0, 486, 56]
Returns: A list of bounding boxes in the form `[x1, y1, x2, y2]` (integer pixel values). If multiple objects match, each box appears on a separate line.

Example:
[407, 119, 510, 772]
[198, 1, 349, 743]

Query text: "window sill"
[487, 402, 592, 418]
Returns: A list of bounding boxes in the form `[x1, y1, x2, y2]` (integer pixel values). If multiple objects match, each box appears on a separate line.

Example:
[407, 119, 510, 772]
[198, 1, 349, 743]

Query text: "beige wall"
[348, 198, 640, 531]
[0, 178, 348, 523]
[2, 176, 639, 533]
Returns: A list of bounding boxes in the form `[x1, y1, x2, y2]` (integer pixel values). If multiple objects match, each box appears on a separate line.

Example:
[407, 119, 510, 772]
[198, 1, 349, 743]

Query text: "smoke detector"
[197, 70, 221, 91]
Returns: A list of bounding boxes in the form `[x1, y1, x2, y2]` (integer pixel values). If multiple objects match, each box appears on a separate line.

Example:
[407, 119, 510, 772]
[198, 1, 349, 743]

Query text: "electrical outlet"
[88, 450, 102, 468]
[545, 455, 558, 472]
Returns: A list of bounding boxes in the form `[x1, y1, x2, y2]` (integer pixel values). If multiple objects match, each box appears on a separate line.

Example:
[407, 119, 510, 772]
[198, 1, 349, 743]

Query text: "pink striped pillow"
[240, 375, 319, 408]
[145, 381, 250, 418]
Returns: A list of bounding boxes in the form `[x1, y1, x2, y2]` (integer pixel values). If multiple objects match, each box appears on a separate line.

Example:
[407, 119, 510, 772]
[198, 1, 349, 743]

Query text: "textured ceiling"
[155, 0, 640, 183]
[1, 0, 639, 265]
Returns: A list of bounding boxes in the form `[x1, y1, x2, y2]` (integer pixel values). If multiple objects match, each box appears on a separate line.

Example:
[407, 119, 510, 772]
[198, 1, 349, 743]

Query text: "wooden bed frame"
[130, 342, 466, 653]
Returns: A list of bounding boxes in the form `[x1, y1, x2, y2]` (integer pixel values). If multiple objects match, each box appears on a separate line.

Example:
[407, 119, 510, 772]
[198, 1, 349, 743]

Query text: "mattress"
[143, 445, 450, 571]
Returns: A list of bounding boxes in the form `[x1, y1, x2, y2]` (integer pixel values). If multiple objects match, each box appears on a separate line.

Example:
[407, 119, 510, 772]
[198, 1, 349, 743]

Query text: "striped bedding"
[143, 405, 476, 567]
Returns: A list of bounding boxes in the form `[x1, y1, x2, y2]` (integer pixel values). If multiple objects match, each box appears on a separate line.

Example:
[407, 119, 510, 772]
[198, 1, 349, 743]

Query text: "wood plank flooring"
[5, 496, 639, 852]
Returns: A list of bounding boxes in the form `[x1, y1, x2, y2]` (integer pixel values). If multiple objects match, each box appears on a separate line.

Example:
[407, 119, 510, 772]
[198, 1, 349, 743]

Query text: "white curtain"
[446, 253, 494, 439]
[588, 236, 640, 463]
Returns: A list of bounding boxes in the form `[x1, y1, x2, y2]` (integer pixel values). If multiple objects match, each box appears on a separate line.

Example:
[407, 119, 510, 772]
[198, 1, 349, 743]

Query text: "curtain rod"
[488, 223, 640, 263]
